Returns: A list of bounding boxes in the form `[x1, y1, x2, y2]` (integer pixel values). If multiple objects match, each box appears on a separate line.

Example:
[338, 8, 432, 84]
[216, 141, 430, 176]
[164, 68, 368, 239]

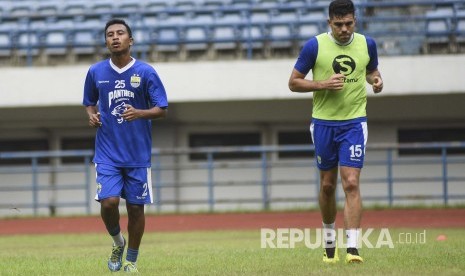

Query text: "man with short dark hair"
[83, 18, 168, 272]
[289, 0, 383, 264]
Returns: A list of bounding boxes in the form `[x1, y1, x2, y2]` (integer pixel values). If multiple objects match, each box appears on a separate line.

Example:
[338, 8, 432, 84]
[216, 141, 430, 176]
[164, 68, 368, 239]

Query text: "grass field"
[0, 228, 464, 275]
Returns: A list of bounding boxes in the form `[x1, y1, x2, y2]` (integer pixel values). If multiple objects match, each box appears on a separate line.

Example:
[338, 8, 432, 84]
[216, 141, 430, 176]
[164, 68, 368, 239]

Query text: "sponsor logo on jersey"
[332, 55, 359, 83]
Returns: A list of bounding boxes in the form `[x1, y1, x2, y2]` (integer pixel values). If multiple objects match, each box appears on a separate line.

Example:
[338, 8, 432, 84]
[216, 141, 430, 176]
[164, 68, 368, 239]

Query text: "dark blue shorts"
[310, 119, 368, 170]
[95, 163, 153, 205]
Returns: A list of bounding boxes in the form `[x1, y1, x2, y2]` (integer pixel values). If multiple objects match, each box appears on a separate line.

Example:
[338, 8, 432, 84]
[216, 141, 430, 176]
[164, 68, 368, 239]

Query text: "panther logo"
[111, 102, 126, 124]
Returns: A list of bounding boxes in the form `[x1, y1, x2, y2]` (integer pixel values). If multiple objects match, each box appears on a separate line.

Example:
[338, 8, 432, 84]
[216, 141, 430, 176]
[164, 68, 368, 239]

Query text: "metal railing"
[0, 142, 465, 217]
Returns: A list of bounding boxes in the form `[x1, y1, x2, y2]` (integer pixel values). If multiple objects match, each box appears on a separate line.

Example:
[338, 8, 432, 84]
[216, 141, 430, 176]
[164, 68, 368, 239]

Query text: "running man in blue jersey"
[83, 19, 168, 273]
[288, 0, 383, 264]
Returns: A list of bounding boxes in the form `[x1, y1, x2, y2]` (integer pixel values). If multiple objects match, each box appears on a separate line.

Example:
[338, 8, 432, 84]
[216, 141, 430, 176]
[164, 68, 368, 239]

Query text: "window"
[189, 133, 261, 160]
[0, 139, 49, 165]
[61, 137, 94, 164]
[278, 131, 313, 159]
[398, 128, 465, 155]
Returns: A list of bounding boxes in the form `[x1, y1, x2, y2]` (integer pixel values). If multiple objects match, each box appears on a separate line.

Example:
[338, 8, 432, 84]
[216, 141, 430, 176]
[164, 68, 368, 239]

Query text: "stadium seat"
[190, 12, 216, 25]
[271, 9, 299, 23]
[63, 2, 87, 15]
[51, 18, 76, 31]
[36, 3, 61, 17]
[296, 22, 320, 42]
[281, 0, 307, 7]
[131, 26, 151, 60]
[250, 11, 271, 23]
[158, 12, 188, 26]
[256, 0, 281, 8]
[231, 0, 255, 8]
[240, 25, 266, 51]
[153, 26, 182, 58]
[203, 0, 224, 9]
[183, 26, 210, 57]
[175, 1, 197, 10]
[211, 25, 239, 50]
[9, 2, 35, 17]
[455, 9, 465, 51]
[268, 23, 294, 49]
[141, 14, 160, 28]
[144, 1, 170, 12]
[71, 29, 99, 55]
[0, 31, 13, 57]
[90, 1, 113, 15]
[216, 11, 245, 24]
[16, 31, 41, 57]
[423, 8, 454, 54]
[43, 30, 69, 55]
[116, 1, 142, 13]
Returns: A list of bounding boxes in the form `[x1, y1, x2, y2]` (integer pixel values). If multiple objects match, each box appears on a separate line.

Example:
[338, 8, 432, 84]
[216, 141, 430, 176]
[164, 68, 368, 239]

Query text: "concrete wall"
[0, 55, 465, 217]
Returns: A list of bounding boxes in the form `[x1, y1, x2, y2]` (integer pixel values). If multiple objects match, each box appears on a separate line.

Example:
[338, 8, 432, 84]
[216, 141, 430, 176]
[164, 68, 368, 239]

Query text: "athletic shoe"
[322, 242, 339, 264]
[123, 261, 139, 273]
[108, 238, 126, 272]
[345, 248, 364, 264]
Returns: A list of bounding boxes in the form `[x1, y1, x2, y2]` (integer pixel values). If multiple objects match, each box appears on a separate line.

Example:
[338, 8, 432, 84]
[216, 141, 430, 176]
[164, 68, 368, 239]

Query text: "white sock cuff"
[346, 228, 360, 248]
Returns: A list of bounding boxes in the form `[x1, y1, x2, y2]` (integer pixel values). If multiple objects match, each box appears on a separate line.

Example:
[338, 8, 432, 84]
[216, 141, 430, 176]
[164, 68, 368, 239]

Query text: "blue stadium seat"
[116, 1, 142, 13]
[63, 2, 87, 15]
[231, 0, 255, 8]
[36, 2, 61, 17]
[296, 22, 320, 42]
[141, 14, 160, 28]
[240, 25, 266, 49]
[281, 0, 307, 7]
[256, 0, 282, 8]
[211, 25, 239, 50]
[131, 26, 151, 60]
[190, 12, 216, 25]
[43, 30, 69, 55]
[268, 23, 294, 49]
[158, 12, 189, 27]
[175, 1, 198, 10]
[271, 9, 299, 23]
[153, 26, 182, 54]
[9, 2, 36, 17]
[454, 9, 465, 49]
[16, 31, 41, 57]
[250, 11, 271, 23]
[183, 26, 210, 51]
[71, 29, 99, 55]
[216, 11, 245, 24]
[0, 31, 13, 57]
[203, 0, 224, 9]
[144, 1, 170, 12]
[90, 1, 114, 15]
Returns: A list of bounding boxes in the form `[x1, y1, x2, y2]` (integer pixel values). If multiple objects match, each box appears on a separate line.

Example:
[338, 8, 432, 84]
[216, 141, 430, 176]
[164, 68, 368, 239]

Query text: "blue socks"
[126, 248, 139, 263]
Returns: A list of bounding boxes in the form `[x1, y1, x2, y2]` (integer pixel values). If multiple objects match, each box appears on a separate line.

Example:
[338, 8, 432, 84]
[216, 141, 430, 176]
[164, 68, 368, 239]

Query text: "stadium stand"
[0, 0, 463, 66]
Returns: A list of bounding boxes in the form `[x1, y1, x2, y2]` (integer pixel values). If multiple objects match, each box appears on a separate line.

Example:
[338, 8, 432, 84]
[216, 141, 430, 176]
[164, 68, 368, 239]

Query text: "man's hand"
[89, 112, 102, 128]
[122, 104, 140, 122]
[372, 76, 383, 94]
[325, 73, 345, 91]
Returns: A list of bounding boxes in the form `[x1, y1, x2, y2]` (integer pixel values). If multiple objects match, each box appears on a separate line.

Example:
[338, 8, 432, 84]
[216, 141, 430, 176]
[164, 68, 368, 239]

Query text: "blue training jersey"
[83, 58, 168, 167]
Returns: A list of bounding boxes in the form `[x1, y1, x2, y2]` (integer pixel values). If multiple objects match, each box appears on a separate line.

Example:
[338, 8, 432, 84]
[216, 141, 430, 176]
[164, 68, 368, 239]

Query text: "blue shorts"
[95, 163, 153, 205]
[310, 119, 368, 170]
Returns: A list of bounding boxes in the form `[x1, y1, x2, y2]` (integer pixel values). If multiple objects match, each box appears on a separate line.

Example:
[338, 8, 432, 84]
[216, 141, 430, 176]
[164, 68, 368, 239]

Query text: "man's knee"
[101, 197, 120, 209]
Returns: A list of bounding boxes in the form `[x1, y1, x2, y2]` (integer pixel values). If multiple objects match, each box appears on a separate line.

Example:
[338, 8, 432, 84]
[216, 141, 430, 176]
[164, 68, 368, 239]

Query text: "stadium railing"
[0, 142, 464, 217]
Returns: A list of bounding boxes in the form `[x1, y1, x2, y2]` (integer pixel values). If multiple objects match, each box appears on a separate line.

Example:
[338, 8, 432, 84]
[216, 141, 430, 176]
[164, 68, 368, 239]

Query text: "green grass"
[0, 229, 464, 275]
